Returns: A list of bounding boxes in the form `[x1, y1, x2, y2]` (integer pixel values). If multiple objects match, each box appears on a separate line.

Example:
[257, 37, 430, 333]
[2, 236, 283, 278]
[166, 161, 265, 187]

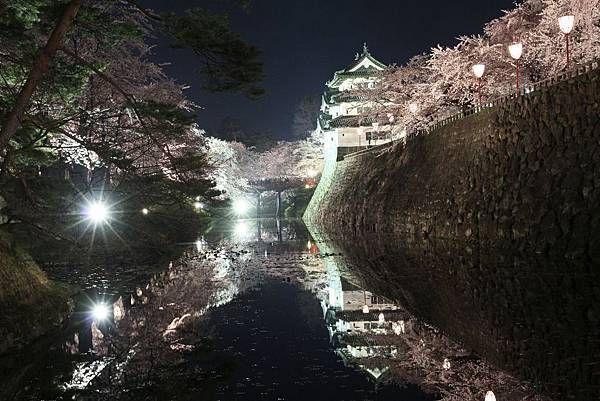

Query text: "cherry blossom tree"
[362, 0, 600, 134]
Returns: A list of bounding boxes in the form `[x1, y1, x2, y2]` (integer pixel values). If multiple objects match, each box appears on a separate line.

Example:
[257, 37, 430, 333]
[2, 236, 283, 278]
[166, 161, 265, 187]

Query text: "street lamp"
[84, 201, 109, 225]
[558, 15, 575, 69]
[508, 42, 523, 92]
[472, 63, 486, 104]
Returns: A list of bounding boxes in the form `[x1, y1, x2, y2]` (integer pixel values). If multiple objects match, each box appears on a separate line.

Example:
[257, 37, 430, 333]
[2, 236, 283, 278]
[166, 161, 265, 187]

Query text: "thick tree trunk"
[0, 0, 81, 154]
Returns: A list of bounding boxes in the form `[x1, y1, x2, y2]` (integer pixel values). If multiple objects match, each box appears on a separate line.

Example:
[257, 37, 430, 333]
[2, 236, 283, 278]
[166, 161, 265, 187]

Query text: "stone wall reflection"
[309, 224, 588, 400]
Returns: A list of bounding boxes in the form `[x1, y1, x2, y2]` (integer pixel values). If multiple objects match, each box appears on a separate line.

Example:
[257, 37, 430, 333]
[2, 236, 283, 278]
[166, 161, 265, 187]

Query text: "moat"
[2, 218, 593, 400]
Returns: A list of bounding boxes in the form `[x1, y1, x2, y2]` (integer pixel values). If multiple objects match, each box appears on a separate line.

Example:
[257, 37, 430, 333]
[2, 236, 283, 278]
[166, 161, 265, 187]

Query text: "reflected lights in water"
[196, 237, 206, 252]
[91, 303, 110, 321]
[61, 359, 113, 391]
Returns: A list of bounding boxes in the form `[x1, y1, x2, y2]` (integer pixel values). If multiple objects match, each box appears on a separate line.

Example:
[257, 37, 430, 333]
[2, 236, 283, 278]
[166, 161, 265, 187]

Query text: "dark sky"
[142, 0, 515, 139]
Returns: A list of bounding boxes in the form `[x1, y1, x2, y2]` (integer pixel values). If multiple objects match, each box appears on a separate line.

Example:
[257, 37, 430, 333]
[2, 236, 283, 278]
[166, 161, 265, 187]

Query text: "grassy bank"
[0, 230, 72, 354]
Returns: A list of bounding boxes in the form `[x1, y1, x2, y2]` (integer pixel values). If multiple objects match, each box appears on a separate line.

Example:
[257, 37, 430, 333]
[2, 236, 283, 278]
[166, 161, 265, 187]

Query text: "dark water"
[0, 219, 554, 400]
[207, 281, 429, 401]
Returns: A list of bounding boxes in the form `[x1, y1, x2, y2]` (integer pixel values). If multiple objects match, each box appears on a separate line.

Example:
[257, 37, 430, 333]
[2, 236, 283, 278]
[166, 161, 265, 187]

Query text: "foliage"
[356, 0, 600, 133]
[206, 136, 323, 198]
[0, 0, 264, 240]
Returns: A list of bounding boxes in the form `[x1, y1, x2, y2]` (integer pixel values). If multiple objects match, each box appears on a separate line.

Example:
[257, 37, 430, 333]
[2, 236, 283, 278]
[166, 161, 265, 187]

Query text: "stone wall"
[304, 68, 600, 400]
[306, 67, 600, 259]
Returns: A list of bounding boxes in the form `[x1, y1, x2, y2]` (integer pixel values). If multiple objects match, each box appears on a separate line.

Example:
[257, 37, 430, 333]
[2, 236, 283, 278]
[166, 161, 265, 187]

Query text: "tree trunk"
[256, 192, 261, 219]
[276, 218, 282, 243]
[0, 0, 82, 154]
[256, 219, 262, 242]
[276, 191, 282, 219]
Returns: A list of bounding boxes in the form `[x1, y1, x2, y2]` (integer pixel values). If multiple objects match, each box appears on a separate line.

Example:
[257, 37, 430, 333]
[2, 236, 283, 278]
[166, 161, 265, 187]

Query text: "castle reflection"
[308, 222, 549, 401]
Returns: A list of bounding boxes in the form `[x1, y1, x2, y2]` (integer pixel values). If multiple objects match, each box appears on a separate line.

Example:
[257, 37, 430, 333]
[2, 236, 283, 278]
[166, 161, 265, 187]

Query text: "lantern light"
[472, 63, 486, 78]
[508, 43, 523, 92]
[508, 43, 523, 60]
[558, 15, 575, 34]
[559, 15, 575, 68]
[484, 391, 496, 401]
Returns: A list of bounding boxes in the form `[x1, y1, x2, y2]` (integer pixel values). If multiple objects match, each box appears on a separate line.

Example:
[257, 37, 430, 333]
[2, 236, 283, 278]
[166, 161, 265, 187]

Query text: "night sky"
[142, 0, 515, 139]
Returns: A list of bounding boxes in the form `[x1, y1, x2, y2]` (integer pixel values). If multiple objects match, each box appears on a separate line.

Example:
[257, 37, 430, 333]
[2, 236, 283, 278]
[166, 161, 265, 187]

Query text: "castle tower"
[316, 44, 391, 160]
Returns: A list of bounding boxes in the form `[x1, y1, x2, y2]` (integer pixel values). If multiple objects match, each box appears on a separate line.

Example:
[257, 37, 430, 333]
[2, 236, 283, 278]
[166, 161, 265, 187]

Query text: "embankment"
[0, 230, 72, 354]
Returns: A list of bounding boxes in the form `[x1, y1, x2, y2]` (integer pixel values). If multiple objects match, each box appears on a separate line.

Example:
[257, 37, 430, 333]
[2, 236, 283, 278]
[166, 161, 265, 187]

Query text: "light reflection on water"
[0, 219, 545, 400]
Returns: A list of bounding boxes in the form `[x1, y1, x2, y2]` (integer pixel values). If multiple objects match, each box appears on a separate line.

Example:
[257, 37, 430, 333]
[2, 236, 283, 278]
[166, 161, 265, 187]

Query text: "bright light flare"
[84, 202, 109, 224]
[142, 208, 149, 215]
[91, 303, 110, 321]
[558, 15, 575, 34]
[194, 201, 204, 210]
[233, 199, 250, 216]
[508, 42, 523, 60]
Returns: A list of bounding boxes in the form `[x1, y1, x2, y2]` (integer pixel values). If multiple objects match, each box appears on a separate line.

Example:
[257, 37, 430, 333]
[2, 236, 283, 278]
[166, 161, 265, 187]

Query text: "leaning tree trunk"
[0, 0, 82, 154]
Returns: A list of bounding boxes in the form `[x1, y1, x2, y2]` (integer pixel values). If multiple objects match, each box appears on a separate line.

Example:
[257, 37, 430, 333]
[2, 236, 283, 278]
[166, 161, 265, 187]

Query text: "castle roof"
[327, 43, 386, 88]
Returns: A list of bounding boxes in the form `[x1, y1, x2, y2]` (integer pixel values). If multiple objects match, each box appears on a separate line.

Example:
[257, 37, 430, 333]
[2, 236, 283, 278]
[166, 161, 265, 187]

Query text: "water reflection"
[313, 227, 546, 401]
[0, 219, 553, 400]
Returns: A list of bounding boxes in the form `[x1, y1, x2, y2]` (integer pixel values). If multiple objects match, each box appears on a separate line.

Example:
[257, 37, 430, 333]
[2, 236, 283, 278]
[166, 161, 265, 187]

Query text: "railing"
[342, 60, 599, 161]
